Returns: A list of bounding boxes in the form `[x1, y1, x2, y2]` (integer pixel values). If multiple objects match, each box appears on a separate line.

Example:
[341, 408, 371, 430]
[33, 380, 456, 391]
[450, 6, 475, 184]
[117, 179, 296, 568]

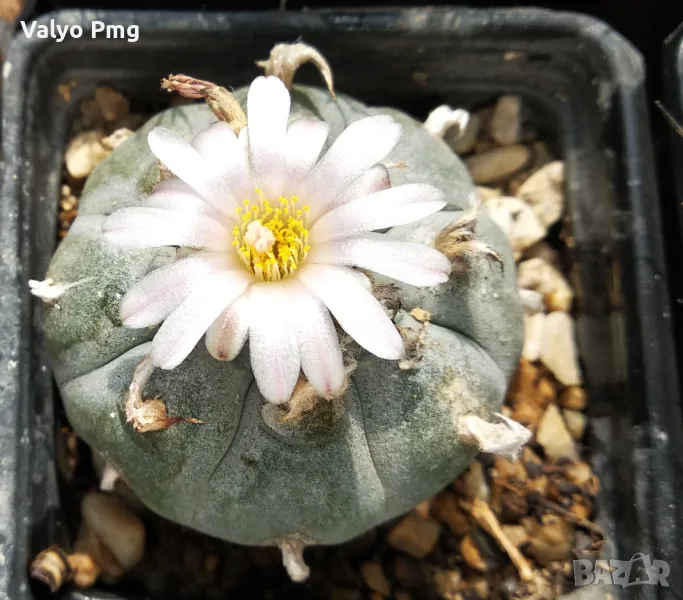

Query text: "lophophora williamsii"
[35, 43, 526, 582]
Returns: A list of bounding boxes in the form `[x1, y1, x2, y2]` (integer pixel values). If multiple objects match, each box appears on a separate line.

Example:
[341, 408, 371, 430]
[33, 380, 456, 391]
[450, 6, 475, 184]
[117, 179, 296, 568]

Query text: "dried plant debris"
[42, 90, 598, 599]
[161, 74, 247, 133]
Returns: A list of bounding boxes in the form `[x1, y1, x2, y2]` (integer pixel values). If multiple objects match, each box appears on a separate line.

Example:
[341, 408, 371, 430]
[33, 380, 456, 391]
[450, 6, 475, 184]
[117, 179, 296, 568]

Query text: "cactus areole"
[39, 47, 523, 578]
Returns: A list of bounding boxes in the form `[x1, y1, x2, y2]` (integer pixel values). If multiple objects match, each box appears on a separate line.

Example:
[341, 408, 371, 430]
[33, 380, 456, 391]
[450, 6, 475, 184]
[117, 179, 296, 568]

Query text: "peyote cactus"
[36, 45, 525, 579]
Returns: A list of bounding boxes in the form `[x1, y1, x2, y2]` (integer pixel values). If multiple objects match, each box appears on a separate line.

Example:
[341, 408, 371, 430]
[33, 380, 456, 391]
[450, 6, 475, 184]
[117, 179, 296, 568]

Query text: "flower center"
[232, 189, 310, 282]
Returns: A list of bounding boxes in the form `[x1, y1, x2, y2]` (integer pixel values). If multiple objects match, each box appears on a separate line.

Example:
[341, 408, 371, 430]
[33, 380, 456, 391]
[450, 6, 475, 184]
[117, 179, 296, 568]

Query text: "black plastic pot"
[664, 22, 683, 241]
[1, 8, 682, 600]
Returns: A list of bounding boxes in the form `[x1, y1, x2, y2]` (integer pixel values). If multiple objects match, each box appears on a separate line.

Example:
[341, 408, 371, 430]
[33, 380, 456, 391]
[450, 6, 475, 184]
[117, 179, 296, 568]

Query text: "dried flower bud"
[257, 42, 335, 97]
[423, 105, 471, 138]
[161, 74, 247, 133]
[458, 413, 532, 461]
[29, 277, 91, 304]
[435, 206, 503, 273]
[29, 546, 72, 592]
[279, 539, 310, 583]
[125, 356, 203, 432]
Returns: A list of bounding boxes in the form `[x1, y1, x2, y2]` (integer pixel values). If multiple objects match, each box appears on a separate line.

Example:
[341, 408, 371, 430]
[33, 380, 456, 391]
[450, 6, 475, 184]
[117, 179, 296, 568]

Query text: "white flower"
[102, 76, 451, 404]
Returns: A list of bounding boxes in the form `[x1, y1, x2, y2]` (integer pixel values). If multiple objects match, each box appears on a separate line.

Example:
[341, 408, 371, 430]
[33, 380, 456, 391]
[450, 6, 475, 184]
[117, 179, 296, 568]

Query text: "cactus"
[37, 45, 524, 579]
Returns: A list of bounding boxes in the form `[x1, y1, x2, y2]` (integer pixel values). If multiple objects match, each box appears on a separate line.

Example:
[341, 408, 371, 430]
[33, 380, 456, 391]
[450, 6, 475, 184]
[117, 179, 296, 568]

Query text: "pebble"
[464, 145, 532, 185]
[530, 141, 553, 171]
[460, 461, 489, 500]
[539, 312, 582, 386]
[522, 312, 545, 362]
[413, 499, 431, 519]
[431, 490, 470, 536]
[204, 554, 219, 574]
[0, 0, 21, 20]
[474, 138, 497, 154]
[536, 404, 579, 461]
[489, 95, 521, 146]
[484, 196, 546, 258]
[524, 514, 575, 566]
[501, 489, 529, 521]
[360, 561, 391, 596]
[566, 462, 597, 494]
[65, 130, 111, 180]
[78, 492, 145, 578]
[522, 240, 562, 268]
[517, 258, 573, 312]
[102, 128, 134, 151]
[331, 589, 362, 600]
[432, 568, 462, 599]
[94, 86, 130, 122]
[517, 160, 565, 227]
[507, 360, 547, 427]
[393, 557, 424, 588]
[387, 514, 441, 559]
[469, 575, 490, 599]
[492, 456, 527, 481]
[500, 524, 529, 547]
[563, 409, 587, 440]
[558, 386, 587, 410]
[538, 376, 557, 406]
[520, 288, 545, 314]
[460, 535, 489, 571]
[476, 185, 503, 201]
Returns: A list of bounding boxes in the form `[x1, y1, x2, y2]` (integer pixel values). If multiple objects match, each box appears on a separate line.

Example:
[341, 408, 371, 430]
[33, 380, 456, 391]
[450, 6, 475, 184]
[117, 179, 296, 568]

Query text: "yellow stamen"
[233, 189, 311, 282]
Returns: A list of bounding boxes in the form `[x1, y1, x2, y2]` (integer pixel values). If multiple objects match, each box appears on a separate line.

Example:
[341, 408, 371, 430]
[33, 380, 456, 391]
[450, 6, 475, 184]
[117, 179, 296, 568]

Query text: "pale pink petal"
[121, 252, 235, 328]
[329, 164, 391, 212]
[192, 121, 253, 208]
[205, 291, 251, 361]
[309, 184, 446, 244]
[151, 270, 252, 370]
[248, 283, 300, 404]
[102, 207, 231, 251]
[233, 126, 255, 202]
[285, 119, 329, 189]
[309, 233, 451, 287]
[144, 187, 228, 223]
[247, 76, 291, 198]
[191, 121, 237, 157]
[152, 178, 195, 195]
[346, 268, 372, 292]
[288, 281, 344, 397]
[304, 116, 401, 220]
[148, 127, 237, 214]
[297, 264, 405, 360]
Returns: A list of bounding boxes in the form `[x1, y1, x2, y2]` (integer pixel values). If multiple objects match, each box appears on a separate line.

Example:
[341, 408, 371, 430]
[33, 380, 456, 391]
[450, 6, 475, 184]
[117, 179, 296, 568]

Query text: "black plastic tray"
[1, 8, 682, 600]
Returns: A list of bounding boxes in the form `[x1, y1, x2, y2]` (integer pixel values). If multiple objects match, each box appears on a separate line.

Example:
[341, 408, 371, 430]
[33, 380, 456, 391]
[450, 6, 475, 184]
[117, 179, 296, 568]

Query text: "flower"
[102, 76, 451, 404]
